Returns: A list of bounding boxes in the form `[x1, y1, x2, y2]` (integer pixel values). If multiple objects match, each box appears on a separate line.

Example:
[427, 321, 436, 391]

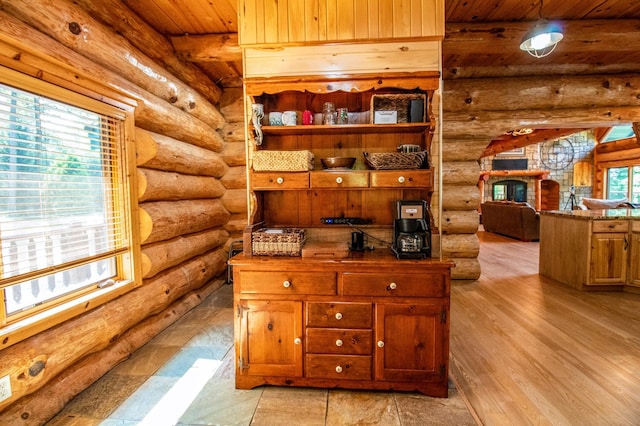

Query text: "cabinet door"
[237, 299, 303, 377]
[374, 303, 447, 383]
[629, 231, 640, 287]
[589, 233, 628, 284]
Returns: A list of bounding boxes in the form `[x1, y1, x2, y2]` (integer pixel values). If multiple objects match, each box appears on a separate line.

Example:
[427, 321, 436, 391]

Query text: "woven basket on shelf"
[370, 93, 427, 124]
[253, 150, 314, 172]
[363, 151, 428, 170]
[251, 228, 306, 256]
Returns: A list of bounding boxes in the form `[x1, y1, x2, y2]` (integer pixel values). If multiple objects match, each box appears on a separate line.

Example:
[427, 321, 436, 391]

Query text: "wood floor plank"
[450, 231, 640, 425]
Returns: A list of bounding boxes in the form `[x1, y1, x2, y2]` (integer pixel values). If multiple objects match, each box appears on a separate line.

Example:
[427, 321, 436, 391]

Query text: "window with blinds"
[0, 78, 133, 322]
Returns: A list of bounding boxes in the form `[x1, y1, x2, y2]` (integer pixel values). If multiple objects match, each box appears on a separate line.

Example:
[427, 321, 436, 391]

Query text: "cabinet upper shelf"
[261, 123, 432, 135]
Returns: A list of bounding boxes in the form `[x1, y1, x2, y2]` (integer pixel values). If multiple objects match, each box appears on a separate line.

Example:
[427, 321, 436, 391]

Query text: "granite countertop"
[540, 209, 640, 219]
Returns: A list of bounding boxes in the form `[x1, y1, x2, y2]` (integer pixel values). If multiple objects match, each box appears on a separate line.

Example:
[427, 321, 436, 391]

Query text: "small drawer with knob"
[310, 171, 369, 188]
[239, 271, 336, 295]
[251, 172, 309, 189]
[306, 328, 372, 355]
[305, 354, 371, 380]
[592, 220, 629, 233]
[342, 273, 447, 297]
[306, 302, 372, 328]
[370, 170, 432, 188]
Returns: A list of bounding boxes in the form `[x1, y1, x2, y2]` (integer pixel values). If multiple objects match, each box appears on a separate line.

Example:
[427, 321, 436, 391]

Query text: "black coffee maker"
[392, 200, 431, 259]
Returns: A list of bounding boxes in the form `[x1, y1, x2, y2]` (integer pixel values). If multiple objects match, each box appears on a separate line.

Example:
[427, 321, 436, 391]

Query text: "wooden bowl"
[321, 157, 356, 169]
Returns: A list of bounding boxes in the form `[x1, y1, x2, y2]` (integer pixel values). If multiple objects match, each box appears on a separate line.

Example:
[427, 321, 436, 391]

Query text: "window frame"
[0, 65, 141, 348]
[605, 163, 640, 203]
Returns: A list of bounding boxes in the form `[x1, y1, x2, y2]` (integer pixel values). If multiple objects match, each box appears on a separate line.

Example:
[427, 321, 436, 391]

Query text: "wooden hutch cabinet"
[230, 72, 452, 397]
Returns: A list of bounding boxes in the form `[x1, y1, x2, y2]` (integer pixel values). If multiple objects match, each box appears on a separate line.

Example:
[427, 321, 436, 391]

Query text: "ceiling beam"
[481, 128, 588, 157]
[445, 19, 640, 55]
[170, 33, 242, 62]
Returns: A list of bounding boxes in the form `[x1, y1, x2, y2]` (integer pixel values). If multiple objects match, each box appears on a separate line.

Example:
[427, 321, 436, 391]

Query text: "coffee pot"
[392, 200, 431, 259]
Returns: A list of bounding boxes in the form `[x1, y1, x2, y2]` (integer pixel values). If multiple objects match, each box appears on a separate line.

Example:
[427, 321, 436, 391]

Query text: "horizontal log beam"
[441, 210, 479, 235]
[137, 168, 226, 202]
[136, 128, 228, 177]
[170, 33, 242, 63]
[0, 0, 225, 130]
[482, 128, 589, 157]
[443, 106, 640, 137]
[140, 200, 230, 244]
[443, 74, 640, 112]
[70, 0, 222, 104]
[445, 19, 640, 57]
[141, 228, 229, 278]
[0, 14, 224, 149]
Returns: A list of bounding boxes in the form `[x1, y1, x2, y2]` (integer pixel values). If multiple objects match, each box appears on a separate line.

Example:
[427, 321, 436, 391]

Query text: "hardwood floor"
[451, 231, 640, 425]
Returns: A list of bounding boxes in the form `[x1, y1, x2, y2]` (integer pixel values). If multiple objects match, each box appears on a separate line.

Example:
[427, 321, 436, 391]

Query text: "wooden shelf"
[261, 123, 431, 135]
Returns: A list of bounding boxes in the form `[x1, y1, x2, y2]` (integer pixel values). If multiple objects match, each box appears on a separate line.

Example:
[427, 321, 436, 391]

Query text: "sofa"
[481, 201, 540, 241]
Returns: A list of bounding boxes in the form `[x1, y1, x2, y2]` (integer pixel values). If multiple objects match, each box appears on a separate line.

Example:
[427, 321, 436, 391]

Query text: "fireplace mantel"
[479, 170, 550, 180]
[479, 170, 551, 211]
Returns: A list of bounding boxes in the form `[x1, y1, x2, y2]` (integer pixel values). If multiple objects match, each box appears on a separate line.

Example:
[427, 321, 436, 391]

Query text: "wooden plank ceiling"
[122, 0, 640, 154]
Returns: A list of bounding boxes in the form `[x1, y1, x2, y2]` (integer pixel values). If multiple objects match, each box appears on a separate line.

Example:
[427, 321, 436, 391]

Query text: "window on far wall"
[0, 68, 138, 345]
[607, 165, 640, 203]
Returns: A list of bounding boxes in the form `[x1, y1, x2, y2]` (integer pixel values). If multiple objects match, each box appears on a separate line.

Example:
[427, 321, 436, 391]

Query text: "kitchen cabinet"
[230, 253, 452, 397]
[539, 210, 640, 291]
[589, 220, 628, 285]
[244, 73, 439, 235]
[232, 72, 450, 397]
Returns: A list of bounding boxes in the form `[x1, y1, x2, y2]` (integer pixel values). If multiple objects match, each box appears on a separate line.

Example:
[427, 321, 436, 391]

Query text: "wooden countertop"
[540, 209, 640, 220]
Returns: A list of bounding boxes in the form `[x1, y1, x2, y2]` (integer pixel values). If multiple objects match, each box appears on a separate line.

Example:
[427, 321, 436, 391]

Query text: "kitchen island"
[539, 209, 640, 291]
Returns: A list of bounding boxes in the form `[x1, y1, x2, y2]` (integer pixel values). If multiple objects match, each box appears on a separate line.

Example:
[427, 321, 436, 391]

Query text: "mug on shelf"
[282, 110, 298, 126]
[269, 111, 283, 126]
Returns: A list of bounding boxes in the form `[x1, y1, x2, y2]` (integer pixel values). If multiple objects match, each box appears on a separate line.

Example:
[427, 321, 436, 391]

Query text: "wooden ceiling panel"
[122, 0, 238, 35]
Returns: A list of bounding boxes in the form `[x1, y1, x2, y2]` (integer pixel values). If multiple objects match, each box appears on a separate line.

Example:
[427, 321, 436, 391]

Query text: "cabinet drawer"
[310, 171, 369, 188]
[305, 354, 371, 380]
[342, 273, 447, 297]
[252, 172, 309, 189]
[634, 221, 640, 232]
[592, 220, 628, 233]
[239, 271, 336, 295]
[370, 170, 431, 188]
[306, 328, 372, 355]
[306, 302, 372, 328]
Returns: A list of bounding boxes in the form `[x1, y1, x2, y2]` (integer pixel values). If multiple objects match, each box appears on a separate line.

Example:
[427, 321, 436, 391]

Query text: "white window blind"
[0, 82, 129, 316]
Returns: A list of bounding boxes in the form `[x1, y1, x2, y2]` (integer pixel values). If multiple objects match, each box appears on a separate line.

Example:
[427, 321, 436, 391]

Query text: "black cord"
[346, 221, 393, 246]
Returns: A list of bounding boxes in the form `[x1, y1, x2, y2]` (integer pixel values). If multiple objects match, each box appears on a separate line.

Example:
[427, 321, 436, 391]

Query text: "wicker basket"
[364, 151, 428, 170]
[253, 150, 314, 172]
[370, 93, 427, 124]
[252, 228, 306, 256]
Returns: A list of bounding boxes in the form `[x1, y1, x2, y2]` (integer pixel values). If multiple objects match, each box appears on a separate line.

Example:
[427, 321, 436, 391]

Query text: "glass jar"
[322, 102, 336, 125]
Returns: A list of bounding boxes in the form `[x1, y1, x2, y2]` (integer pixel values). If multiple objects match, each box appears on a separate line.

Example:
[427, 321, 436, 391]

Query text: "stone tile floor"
[48, 283, 476, 425]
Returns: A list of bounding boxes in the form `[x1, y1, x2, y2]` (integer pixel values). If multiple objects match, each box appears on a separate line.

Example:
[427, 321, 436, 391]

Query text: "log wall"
[0, 1, 246, 422]
[442, 74, 640, 280]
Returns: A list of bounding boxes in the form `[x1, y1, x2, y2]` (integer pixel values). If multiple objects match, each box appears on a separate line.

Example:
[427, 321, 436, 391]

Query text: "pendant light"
[519, 1, 563, 58]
